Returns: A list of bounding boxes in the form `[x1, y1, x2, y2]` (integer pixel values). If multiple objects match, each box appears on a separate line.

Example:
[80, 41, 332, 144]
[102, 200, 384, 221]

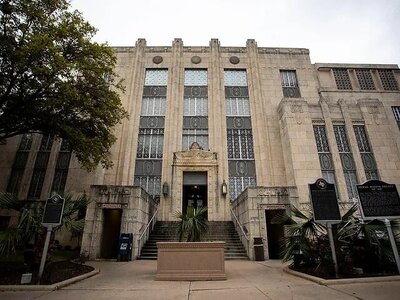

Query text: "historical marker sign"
[309, 178, 341, 222]
[42, 194, 65, 226]
[356, 180, 400, 219]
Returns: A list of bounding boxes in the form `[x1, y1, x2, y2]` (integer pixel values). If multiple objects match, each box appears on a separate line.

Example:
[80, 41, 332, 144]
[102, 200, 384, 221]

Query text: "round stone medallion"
[191, 56, 201, 64]
[153, 56, 163, 64]
[229, 56, 240, 64]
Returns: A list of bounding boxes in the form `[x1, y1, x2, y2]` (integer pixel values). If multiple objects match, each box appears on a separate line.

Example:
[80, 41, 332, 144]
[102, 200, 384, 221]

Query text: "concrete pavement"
[1, 260, 400, 299]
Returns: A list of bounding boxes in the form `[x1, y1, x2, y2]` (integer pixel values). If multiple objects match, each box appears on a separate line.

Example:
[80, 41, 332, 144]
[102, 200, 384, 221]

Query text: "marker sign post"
[38, 194, 65, 283]
[309, 178, 341, 277]
[356, 180, 400, 273]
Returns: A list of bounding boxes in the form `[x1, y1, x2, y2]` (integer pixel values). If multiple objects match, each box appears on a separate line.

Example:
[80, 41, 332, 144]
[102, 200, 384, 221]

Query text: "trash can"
[118, 233, 133, 261]
[253, 237, 265, 261]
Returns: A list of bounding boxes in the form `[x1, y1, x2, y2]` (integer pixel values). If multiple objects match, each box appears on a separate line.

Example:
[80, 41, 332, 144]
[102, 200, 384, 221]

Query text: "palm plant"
[0, 192, 89, 255]
[174, 206, 208, 242]
[272, 205, 327, 267]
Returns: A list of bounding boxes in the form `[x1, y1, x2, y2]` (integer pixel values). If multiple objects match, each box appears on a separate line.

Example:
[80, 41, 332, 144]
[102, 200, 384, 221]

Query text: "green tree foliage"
[0, 192, 89, 255]
[0, 0, 127, 170]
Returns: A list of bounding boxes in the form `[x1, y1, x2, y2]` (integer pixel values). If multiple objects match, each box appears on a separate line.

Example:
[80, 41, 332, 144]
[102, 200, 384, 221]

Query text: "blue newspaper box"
[118, 233, 133, 261]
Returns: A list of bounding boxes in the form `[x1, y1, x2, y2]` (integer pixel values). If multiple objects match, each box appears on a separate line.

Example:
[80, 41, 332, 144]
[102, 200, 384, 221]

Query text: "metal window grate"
[378, 70, 399, 90]
[392, 106, 400, 130]
[184, 69, 208, 86]
[333, 69, 352, 90]
[353, 125, 379, 180]
[313, 125, 330, 152]
[144, 69, 168, 86]
[313, 125, 337, 185]
[355, 69, 375, 90]
[334, 125, 358, 199]
[280, 70, 301, 98]
[224, 70, 248, 87]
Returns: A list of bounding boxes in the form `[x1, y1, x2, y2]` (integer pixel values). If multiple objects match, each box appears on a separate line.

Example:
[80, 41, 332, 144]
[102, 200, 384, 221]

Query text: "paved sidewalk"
[1, 260, 400, 299]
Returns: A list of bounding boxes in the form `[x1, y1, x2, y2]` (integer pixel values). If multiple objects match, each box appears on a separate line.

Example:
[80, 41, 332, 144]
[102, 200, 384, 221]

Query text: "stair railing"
[137, 205, 159, 257]
[230, 207, 250, 257]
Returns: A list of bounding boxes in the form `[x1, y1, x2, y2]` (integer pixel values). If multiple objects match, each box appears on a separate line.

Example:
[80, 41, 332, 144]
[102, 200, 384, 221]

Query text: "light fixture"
[162, 182, 169, 196]
[221, 180, 227, 196]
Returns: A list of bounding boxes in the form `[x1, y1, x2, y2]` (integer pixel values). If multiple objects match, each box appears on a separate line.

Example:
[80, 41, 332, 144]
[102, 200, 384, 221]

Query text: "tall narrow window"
[333, 68, 352, 90]
[28, 134, 53, 198]
[280, 70, 301, 98]
[313, 125, 336, 185]
[134, 69, 167, 198]
[378, 70, 399, 91]
[7, 134, 33, 194]
[353, 125, 378, 180]
[334, 125, 358, 199]
[355, 69, 375, 90]
[182, 69, 208, 150]
[225, 70, 257, 201]
[392, 106, 400, 129]
[51, 140, 72, 194]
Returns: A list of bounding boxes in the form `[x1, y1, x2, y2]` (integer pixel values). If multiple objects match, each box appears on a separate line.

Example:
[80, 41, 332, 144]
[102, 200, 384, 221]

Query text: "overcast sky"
[71, 0, 399, 65]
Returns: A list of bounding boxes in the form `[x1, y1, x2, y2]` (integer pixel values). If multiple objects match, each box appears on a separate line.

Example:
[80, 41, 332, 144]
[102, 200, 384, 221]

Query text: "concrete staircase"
[137, 221, 248, 260]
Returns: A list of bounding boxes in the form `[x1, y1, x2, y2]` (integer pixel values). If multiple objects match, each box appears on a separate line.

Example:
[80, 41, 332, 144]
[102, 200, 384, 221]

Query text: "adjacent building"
[1, 39, 399, 260]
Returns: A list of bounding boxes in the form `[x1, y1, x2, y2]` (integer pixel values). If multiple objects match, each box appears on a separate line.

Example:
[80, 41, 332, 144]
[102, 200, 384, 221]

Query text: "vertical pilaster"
[114, 39, 147, 186]
[162, 38, 184, 220]
[246, 39, 274, 185]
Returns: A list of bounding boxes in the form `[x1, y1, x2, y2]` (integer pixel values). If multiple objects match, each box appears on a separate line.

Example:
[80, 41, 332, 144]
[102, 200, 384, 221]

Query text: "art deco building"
[1, 39, 399, 260]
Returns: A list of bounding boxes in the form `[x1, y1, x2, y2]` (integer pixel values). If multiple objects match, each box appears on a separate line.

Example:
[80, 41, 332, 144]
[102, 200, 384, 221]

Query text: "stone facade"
[1, 39, 399, 259]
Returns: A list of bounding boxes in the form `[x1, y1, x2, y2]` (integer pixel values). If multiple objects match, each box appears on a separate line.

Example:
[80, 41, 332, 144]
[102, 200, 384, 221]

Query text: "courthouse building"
[1, 39, 399, 260]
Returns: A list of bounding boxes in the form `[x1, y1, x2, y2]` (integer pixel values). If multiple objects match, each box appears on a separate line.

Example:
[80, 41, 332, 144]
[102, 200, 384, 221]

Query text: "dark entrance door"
[183, 172, 208, 220]
[265, 209, 285, 259]
[101, 209, 122, 259]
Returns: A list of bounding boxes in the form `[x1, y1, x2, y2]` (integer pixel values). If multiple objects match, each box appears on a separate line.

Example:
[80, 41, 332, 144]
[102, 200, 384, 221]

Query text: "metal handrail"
[137, 205, 159, 257]
[230, 207, 249, 241]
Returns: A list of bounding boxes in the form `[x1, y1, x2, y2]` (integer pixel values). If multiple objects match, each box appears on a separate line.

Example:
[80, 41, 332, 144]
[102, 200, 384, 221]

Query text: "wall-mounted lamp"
[221, 180, 227, 196]
[162, 182, 169, 197]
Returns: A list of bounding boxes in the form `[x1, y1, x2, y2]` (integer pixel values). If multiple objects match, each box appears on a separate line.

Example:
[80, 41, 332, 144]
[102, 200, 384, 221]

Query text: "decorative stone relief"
[152, 56, 163, 64]
[368, 106, 380, 125]
[229, 56, 240, 64]
[191, 56, 201, 64]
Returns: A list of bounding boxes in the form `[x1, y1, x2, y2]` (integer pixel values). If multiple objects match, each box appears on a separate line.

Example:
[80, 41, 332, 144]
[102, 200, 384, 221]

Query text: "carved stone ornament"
[229, 56, 240, 64]
[191, 56, 201, 64]
[153, 56, 163, 64]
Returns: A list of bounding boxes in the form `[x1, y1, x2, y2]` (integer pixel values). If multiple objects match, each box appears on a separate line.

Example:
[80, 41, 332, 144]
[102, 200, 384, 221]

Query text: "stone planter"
[156, 241, 226, 281]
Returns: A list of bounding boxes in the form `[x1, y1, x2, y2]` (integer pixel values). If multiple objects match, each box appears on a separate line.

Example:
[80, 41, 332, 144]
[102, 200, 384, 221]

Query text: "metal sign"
[309, 178, 341, 222]
[42, 194, 65, 226]
[356, 180, 400, 219]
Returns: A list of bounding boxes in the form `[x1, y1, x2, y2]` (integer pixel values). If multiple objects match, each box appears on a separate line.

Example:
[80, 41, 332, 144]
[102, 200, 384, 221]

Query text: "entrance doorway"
[101, 209, 122, 259]
[265, 209, 286, 259]
[183, 172, 208, 219]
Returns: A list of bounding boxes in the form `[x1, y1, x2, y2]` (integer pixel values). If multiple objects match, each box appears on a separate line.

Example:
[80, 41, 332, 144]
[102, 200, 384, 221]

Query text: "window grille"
[224, 70, 248, 86]
[353, 125, 379, 180]
[51, 140, 71, 194]
[136, 128, 164, 159]
[28, 135, 53, 198]
[225, 98, 251, 116]
[134, 70, 167, 198]
[184, 70, 208, 86]
[141, 98, 166, 116]
[134, 175, 161, 199]
[229, 177, 256, 201]
[6, 134, 33, 194]
[225, 70, 257, 201]
[392, 106, 400, 129]
[280, 70, 301, 98]
[378, 70, 399, 90]
[313, 125, 337, 185]
[227, 129, 254, 159]
[184, 97, 208, 116]
[182, 129, 208, 150]
[182, 69, 209, 150]
[144, 69, 168, 86]
[334, 125, 358, 199]
[333, 69, 352, 90]
[355, 69, 375, 90]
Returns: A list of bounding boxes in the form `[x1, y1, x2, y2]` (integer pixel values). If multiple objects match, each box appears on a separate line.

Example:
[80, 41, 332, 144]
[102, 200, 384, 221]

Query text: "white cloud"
[71, 0, 400, 65]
